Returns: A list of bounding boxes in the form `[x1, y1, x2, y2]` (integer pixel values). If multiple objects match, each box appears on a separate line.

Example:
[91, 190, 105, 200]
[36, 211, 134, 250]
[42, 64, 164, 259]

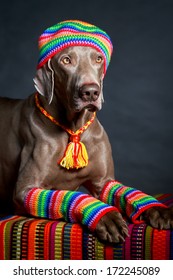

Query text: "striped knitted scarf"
[24, 181, 166, 231]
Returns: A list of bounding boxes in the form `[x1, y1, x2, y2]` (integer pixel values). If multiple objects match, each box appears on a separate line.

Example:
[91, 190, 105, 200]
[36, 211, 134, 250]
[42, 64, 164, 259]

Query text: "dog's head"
[33, 20, 113, 114]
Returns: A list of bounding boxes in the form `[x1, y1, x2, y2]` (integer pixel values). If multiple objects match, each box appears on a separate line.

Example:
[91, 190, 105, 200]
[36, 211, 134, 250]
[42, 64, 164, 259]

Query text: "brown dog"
[0, 46, 129, 242]
[0, 35, 173, 243]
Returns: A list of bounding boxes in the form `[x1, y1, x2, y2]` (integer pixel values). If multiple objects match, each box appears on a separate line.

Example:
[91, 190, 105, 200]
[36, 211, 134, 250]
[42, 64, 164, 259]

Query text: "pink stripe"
[50, 222, 57, 260]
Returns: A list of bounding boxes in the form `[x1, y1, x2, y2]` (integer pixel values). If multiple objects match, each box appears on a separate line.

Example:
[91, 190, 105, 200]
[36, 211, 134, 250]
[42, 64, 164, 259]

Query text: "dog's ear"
[33, 59, 54, 104]
[101, 75, 104, 103]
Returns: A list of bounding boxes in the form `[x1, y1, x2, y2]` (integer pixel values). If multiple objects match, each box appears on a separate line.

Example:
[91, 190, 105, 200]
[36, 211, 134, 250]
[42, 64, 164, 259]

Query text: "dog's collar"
[35, 92, 96, 169]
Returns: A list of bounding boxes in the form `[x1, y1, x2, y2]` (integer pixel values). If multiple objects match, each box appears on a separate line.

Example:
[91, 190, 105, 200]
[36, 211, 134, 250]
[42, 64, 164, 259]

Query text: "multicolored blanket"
[0, 194, 173, 260]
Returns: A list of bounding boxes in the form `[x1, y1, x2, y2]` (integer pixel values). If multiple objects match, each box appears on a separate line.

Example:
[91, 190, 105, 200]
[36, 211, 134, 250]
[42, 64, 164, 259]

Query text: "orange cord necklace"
[35, 93, 96, 169]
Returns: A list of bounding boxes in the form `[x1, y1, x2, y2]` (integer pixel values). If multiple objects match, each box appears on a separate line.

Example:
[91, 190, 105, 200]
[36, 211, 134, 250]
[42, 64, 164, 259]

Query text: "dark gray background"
[0, 0, 173, 194]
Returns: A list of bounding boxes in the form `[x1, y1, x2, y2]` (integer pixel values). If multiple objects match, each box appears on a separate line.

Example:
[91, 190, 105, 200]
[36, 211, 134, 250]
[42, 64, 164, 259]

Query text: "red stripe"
[152, 229, 167, 260]
[28, 220, 41, 260]
[44, 221, 54, 259]
[105, 245, 114, 260]
[70, 224, 83, 259]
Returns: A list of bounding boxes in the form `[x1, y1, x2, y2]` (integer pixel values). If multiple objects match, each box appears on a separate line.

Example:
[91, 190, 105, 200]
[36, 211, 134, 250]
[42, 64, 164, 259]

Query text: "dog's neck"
[38, 94, 95, 132]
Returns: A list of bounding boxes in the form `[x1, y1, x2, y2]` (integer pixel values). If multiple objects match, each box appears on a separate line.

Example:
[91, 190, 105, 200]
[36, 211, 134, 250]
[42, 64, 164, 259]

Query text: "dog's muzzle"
[78, 83, 101, 111]
[79, 84, 100, 102]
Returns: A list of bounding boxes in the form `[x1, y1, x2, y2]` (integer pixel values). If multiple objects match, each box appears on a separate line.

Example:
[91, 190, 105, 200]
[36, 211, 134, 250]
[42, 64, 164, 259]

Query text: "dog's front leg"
[13, 160, 127, 243]
[15, 185, 127, 242]
[95, 210, 129, 243]
[84, 181, 129, 243]
[141, 206, 173, 229]
[99, 180, 169, 226]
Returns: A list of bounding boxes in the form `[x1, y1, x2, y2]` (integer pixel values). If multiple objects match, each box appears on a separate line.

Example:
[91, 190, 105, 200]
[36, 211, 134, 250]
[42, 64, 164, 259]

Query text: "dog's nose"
[79, 84, 100, 102]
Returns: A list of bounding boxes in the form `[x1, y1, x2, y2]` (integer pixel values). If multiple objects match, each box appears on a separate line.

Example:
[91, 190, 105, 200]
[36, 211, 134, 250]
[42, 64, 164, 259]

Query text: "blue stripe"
[38, 37, 108, 63]
[170, 230, 173, 260]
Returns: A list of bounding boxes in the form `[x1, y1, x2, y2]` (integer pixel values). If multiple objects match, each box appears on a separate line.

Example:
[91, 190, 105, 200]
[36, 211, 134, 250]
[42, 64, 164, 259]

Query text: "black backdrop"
[0, 0, 173, 194]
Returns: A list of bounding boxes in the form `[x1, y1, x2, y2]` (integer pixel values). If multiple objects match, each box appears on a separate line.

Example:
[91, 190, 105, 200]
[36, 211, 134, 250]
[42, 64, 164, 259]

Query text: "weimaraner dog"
[0, 22, 173, 243]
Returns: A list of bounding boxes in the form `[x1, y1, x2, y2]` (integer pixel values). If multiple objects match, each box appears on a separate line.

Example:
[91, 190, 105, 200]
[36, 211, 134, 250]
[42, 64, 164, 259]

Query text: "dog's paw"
[143, 206, 173, 229]
[95, 211, 129, 243]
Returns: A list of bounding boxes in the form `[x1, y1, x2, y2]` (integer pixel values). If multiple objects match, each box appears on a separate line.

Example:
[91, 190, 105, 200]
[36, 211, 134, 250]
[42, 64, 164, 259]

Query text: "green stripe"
[46, 21, 108, 35]
[82, 201, 105, 224]
[60, 192, 75, 221]
[39, 34, 111, 61]
[38, 190, 49, 217]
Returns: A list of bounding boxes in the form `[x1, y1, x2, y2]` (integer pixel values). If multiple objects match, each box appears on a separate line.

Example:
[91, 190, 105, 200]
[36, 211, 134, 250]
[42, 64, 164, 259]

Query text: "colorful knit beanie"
[37, 20, 113, 74]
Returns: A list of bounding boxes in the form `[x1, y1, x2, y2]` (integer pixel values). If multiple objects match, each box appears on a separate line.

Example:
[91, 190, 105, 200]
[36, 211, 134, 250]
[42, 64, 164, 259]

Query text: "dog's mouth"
[83, 103, 98, 112]
[74, 101, 101, 113]
[70, 83, 103, 113]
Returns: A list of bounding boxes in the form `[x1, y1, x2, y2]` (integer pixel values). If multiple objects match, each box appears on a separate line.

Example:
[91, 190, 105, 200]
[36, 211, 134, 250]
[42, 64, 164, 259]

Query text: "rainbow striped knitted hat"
[37, 20, 113, 73]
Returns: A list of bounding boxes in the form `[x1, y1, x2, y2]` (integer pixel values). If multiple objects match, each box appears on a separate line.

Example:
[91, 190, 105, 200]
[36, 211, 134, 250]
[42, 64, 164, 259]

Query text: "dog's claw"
[95, 210, 128, 243]
[122, 228, 129, 237]
[143, 206, 173, 230]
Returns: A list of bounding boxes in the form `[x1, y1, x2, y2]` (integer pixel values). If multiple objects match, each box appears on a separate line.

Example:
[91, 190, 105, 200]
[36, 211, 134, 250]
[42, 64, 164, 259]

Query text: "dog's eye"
[61, 56, 71, 65]
[96, 56, 103, 63]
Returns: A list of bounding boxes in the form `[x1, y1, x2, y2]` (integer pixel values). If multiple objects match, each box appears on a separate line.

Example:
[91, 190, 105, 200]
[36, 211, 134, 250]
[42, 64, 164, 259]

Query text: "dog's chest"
[34, 138, 92, 190]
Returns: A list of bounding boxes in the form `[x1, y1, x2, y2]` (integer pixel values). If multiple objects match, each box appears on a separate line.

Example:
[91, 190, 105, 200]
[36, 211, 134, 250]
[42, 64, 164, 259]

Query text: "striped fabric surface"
[0, 194, 173, 260]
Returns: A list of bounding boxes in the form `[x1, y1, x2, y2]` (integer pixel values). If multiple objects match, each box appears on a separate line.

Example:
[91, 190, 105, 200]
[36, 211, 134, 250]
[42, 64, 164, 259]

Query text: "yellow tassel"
[59, 140, 88, 169]
[35, 94, 96, 170]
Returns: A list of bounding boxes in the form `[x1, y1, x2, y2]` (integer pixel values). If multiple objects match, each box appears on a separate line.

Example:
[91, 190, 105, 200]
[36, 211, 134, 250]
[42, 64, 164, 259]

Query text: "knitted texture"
[37, 20, 113, 73]
[24, 188, 118, 232]
[100, 181, 167, 223]
[1, 194, 173, 259]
